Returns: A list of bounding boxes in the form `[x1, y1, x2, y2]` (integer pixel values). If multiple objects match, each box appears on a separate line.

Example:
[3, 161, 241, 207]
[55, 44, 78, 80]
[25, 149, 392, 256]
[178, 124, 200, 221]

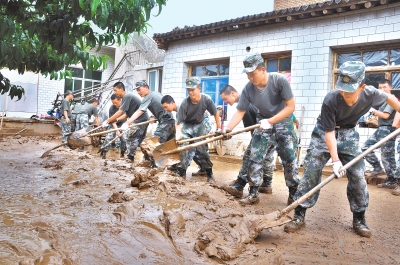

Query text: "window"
[64, 67, 102, 97]
[189, 61, 229, 77]
[148, 69, 162, 92]
[334, 46, 400, 89]
[263, 52, 292, 83]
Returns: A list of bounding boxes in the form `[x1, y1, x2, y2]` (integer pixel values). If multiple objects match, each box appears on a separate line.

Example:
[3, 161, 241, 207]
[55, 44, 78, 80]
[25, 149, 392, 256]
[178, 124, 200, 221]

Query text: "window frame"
[187, 59, 230, 77]
[64, 67, 102, 97]
[262, 51, 292, 74]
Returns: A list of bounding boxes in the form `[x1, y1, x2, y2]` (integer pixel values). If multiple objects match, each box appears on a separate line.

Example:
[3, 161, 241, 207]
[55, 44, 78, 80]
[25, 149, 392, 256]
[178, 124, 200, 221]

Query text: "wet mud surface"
[1, 136, 400, 264]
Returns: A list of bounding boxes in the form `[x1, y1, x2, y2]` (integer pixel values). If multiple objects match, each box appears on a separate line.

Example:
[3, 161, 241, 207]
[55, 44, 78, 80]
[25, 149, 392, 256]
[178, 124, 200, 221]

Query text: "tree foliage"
[0, 0, 166, 100]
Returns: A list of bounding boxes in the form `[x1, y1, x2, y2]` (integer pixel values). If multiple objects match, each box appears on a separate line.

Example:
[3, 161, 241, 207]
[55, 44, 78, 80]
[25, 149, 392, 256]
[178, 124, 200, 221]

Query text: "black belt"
[335, 125, 355, 129]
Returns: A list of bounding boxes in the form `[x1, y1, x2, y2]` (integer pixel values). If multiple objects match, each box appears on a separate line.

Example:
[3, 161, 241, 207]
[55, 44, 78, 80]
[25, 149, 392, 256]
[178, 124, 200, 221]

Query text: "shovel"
[153, 124, 259, 167]
[66, 124, 102, 137]
[249, 126, 400, 230]
[87, 120, 153, 138]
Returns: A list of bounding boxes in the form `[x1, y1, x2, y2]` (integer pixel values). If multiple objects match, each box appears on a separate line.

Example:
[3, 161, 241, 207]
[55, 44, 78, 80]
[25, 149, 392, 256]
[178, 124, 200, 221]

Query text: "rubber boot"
[223, 178, 246, 198]
[377, 177, 397, 189]
[100, 150, 106, 159]
[175, 167, 186, 178]
[287, 186, 298, 205]
[284, 206, 306, 233]
[120, 151, 125, 158]
[239, 186, 260, 205]
[392, 179, 400, 196]
[167, 163, 179, 171]
[126, 154, 134, 162]
[192, 169, 207, 176]
[205, 168, 215, 183]
[259, 177, 272, 194]
[368, 165, 385, 177]
[353, 211, 371, 238]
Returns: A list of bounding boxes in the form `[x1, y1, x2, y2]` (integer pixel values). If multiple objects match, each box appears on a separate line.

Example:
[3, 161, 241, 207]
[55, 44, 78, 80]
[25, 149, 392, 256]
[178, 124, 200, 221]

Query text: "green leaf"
[79, 0, 85, 10]
[91, 0, 100, 17]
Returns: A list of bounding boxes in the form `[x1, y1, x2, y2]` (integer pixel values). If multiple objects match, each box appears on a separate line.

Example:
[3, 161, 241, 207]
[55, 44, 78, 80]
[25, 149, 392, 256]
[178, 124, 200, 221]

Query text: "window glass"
[390, 49, 400, 66]
[338, 53, 360, 67]
[192, 66, 203, 76]
[363, 50, 388, 66]
[205, 65, 218, 76]
[365, 73, 385, 89]
[65, 79, 73, 93]
[219, 64, 229, 75]
[391, 72, 400, 89]
[279, 58, 292, 71]
[73, 79, 82, 92]
[267, 59, 278, 72]
[84, 70, 102, 80]
[68, 67, 83, 78]
[149, 71, 157, 91]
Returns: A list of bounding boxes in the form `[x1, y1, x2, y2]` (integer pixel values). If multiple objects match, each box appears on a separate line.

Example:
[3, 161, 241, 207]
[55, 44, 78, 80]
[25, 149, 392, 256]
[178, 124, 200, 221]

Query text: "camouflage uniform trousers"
[193, 116, 212, 169]
[154, 121, 175, 144]
[60, 117, 71, 143]
[101, 124, 126, 153]
[245, 121, 299, 187]
[122, 123, 148, 158]
[361, 126, 397, 179]
[295, 123, 368, 213]
[178, 122, 213, 171]
[76, 113, 89, 131]
[70, 113, 77, 132]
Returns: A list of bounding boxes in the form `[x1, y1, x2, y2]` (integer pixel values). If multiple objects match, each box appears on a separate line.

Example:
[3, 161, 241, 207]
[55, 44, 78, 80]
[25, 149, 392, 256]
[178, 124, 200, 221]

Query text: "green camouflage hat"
[186, 77, 201, 89]
[335, 61, 365, 92]
[135, 80, 148, 89]
[242, 53, 264, 73]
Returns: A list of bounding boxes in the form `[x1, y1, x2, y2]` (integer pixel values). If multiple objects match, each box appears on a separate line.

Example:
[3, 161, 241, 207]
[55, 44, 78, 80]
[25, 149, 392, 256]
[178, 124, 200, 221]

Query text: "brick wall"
[161, 5, 400, 156]
[274, 0, 321, 10]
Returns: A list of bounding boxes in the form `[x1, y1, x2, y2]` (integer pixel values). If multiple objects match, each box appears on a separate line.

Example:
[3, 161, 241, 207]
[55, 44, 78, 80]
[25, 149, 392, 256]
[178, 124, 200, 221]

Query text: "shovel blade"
[140, 136, 160, 157]
[153, 139, 181, 168]
[247, 210, 292, 231]
[67, 129, 91, 149]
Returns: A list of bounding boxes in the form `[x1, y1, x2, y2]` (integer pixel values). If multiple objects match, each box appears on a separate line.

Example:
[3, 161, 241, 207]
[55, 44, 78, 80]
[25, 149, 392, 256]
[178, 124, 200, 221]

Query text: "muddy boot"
[287, 186, 298, 205]
[205, 169, 215, 183]
[239, 186, 260, 205]
[148, 156, 157, 168]
[192, 169, 207, 176]
[377, 177, 397, 189]
[100, 150, 106, 159]
[223, 178, 246, 198]
[392, 179, 400, 196]
[126, 154, 134, 162]
[259, 177, 272, 194]
[175, 167, 186, 178]
[120, 151, 125, 158]
[368, 166, 385, 177]
[353, 211, 371, 238]
[167, 163, 179, 171]
[284, 206, 306, 233]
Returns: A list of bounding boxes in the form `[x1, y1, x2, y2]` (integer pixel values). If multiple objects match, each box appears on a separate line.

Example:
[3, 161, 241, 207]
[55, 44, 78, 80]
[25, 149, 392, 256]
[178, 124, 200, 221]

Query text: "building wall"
[161, 5, 400, 156]
[37, 46, 115, 115]
[274, 0, 320, 10]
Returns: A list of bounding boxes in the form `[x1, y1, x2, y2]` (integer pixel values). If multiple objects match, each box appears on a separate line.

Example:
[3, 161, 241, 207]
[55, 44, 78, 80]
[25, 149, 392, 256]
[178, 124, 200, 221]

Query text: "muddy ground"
[1, 135, 400, 265]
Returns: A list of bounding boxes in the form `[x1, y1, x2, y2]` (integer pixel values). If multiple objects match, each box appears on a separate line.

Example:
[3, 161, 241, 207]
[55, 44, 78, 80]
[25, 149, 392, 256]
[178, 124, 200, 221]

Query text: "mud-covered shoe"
[353, 211, 371, 238]
[284, 206, 306, 233]
[239, 186, 259, 205]
[392, 179, 400, 196]
[192, 169, 207, 176]
[175, 167, 186, 178]
[259, 177, 272, 194]
[100, 150, 106, 159]
[377, 177, 396, 189]
[287, 186, 298, 205]
[368, 167, 385, 177]
[120, 151, 125, 158]
[126, 155, 134, 162]
[167, 163, 179, 171]
[205, 169, 215, 183]
[223, 178, 246, 198]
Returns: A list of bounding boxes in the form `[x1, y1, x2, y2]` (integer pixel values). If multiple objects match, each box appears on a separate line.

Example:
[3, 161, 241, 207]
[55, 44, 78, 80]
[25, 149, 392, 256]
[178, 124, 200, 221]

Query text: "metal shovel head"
[140, 136, 160, 157]
[153, 139, 181, 168]
[67, 129, 91, 149]
[252, 210, 292, 229]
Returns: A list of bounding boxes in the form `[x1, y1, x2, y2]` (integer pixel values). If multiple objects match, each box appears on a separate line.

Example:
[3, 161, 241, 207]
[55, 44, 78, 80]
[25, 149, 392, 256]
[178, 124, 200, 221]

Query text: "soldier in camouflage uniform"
[70, 100, 85, 132]
[100, 94, 127, 159]
[362, 79, 398, 188]
[174, 77, 221, 182]
[221, 53, 299, 205]
[284, 61, 400, 238]
[101, 82, 149, 162]
[122, 80, 175, 167]
[76, 99, 100, 131]
[219, 84, 276, 198]
[60, 90, 74, 143]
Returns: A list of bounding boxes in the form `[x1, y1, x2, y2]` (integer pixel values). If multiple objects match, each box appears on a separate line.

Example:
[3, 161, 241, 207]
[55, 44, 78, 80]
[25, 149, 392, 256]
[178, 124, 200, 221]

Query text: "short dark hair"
[378, 79, 392, 87]
[113, 82, 125, 91]
[110, 94, 119, 100]
[161, 95, 175, 104]
[256, 62, 265, 69]
[91, 99, 99, 104]
[220, 85, 237, 95]
[65, 90, 73, 96]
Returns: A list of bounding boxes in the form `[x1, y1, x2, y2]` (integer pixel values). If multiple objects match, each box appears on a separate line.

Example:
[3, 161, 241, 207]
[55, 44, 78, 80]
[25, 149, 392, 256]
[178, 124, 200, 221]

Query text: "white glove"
[332, 160, 346, 178]
[101, 120, 108, 128]
[175, 131, 182, 141]
[120, 123, 129, 131]
[215, 128, 222, 134]
[259, 119, 272, 130]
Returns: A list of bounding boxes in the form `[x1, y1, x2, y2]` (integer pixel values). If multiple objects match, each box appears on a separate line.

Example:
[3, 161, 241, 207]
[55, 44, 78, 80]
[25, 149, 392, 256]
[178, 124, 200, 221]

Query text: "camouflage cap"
[65, 90, 73, 95]
[335, 61, 366, 92]
[135, 80, 148, 89]
[242, 53, 264, 73]
[186, 77, 201, 89]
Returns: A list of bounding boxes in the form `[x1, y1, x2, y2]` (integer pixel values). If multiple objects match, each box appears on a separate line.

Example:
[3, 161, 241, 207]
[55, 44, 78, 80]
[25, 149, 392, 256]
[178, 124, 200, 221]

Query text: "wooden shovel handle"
[277, 127, 400, 219]
[177, 133, 218, 144]
[164, 124, 260, 155]
[88, 120, 153, 137]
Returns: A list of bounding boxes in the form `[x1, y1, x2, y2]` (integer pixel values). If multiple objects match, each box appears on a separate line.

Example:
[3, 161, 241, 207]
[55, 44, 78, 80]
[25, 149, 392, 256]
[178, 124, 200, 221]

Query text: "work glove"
[222, 127, 232, 140]
[332, 160, 346, 178]
[215, 128, 222, 135]
[175, 131, 182, 141]
[259, 119, 272, 130]
[120, 123, 129, 131]
[101, 120, 108, 128]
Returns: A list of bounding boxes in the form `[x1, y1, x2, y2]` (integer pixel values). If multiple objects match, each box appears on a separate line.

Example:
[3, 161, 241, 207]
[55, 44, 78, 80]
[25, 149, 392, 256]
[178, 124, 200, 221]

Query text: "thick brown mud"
[1, 136, 400, 264]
